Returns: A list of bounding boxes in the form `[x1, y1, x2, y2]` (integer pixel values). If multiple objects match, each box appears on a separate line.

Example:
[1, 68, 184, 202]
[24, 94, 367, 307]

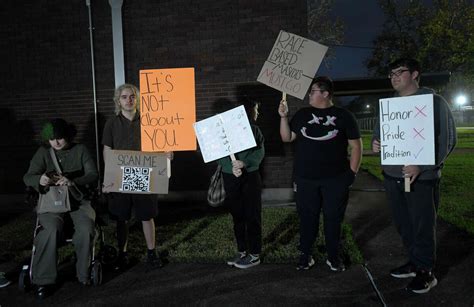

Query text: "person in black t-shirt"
[278, 76, 362, 272]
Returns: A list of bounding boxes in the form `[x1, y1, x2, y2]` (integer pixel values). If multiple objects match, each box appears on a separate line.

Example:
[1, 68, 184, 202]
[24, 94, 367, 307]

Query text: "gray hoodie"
[372, 87, 457, 180]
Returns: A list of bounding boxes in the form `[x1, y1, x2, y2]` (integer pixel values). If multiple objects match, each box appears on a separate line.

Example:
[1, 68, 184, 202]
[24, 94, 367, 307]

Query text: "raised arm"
[278, 100, 296, 142]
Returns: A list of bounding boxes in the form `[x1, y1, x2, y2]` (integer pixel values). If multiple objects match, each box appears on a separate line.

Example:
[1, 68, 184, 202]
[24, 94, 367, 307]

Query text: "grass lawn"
[455, 128, 474, 148]
[0, 206, 363, 267]
[361, 153, 474, 235]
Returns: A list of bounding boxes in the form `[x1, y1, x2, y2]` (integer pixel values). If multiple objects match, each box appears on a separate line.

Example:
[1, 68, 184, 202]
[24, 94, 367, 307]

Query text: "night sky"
[318, 0, 385, 79]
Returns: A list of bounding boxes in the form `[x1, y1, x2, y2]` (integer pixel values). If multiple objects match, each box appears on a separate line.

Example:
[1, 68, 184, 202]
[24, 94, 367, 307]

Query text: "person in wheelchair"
[23, 118, 98, 299]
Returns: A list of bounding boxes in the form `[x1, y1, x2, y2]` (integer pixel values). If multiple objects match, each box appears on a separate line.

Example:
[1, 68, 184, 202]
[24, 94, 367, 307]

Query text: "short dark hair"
[310, 76, 334, 98]
[242, 97, 260, 113]
[41, 118, 76, 143]
[389, 58, 421, 77]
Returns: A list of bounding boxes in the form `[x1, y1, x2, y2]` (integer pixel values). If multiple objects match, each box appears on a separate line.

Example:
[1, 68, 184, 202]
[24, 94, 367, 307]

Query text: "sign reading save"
[379, 94, 435, 165]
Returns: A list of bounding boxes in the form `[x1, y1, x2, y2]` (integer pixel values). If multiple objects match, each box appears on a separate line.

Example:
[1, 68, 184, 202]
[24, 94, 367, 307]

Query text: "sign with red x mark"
[378, 94, 435, 165]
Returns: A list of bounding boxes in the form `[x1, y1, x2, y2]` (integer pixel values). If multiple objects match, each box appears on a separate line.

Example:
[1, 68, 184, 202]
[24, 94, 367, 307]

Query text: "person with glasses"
[372, 58, 457, 294]
[278, 76, 362, 272]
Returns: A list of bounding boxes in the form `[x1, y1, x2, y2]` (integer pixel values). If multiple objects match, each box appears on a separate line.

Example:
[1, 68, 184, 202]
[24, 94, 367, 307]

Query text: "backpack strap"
[49, 147, 63, 175]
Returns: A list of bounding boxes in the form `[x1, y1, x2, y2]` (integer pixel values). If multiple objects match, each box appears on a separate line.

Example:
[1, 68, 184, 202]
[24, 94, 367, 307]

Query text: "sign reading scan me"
[379, 94, 435, 165]
[193, 105, 256, 163]
[139, 67, 196, 152]
[257, 30, 328, 100]
[103, 150, 169, 194]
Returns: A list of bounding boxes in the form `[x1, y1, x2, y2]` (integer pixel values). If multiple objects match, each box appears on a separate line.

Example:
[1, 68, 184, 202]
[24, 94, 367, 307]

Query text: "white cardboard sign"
[257, 30, 328, 100]
[379, 94, 435, 165]
[193, 105, 256, 163]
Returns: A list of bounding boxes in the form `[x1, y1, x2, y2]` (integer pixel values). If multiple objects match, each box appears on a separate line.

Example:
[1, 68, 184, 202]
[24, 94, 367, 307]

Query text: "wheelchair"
[18, 188, 117, 291]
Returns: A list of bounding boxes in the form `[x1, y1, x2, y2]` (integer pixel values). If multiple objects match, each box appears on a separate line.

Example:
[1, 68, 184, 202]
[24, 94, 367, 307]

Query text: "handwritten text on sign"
[379, 94, 435, 165]
[139, 68, 196, 152]
[193, 105, 256, 163]
[103, 150, 169, 194]
[257, 30, 328, 100]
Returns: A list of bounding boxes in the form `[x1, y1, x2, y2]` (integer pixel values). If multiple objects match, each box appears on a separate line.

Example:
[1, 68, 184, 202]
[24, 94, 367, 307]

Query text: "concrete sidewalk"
[0, 171, 473, 306]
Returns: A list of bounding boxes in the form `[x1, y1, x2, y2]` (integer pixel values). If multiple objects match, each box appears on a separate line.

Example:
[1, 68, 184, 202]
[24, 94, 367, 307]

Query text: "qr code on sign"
[120, 167, 152, 192]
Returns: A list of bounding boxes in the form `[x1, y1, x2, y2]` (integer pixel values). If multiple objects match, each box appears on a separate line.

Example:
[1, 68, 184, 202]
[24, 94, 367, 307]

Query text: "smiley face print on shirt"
[301, 113, 339, 141]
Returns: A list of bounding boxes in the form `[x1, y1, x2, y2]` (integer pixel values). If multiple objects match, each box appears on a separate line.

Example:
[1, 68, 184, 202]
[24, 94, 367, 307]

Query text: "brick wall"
[0, 0, 307, 193]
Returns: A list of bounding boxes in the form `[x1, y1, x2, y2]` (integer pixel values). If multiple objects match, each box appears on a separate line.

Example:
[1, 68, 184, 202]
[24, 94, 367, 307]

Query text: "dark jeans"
[295, 170, 354, 261]
[383, 174, 438, 270]
[223, 171, 262, 254]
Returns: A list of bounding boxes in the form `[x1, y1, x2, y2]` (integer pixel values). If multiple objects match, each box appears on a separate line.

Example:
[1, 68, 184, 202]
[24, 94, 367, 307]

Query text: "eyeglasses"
[309, 89, 324, 95]
[388, 69, 410, 79]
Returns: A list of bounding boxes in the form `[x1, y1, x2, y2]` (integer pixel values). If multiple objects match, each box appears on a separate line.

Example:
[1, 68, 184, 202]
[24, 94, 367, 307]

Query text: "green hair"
[40, 118, 76, 142]
[40, 122, 55, 141]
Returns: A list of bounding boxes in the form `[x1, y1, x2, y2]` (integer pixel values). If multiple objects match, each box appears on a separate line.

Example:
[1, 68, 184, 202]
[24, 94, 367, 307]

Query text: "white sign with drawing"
[257, 30, 328, 100]
[193, 105, 256, 163]
[379, 94, 435, 165]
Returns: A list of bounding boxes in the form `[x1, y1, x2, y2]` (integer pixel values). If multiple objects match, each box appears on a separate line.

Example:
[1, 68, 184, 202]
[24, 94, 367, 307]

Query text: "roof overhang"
[333, 72, 451, 96]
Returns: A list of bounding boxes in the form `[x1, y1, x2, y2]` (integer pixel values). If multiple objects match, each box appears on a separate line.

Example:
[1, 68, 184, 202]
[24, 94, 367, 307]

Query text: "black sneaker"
[326, 259, 346, 272]
[296, 253, 315, 271]
[226, 252, 246, 266]
[35, 284, 55, 300]
[406, 270, 438, 294]
[114, 253, 130, 271]
[79, 280, 91, 287]
[390, 262, 417, 278]
[234, 254, 260, 269]
[147, 252, 164, 268]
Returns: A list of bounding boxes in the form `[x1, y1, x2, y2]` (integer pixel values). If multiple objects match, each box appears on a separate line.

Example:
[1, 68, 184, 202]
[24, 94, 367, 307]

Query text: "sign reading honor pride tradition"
[193, 105, 257, 163]
[139, 67, 196, 152]
[379, 94, 435, 165]
[257, 30, 328, 100]
[103, 150, 169, 194]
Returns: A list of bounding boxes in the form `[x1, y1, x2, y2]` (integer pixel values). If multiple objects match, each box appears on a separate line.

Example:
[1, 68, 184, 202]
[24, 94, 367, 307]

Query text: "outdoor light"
[366, 104, 370, 109]
[455, 95, 468, 106]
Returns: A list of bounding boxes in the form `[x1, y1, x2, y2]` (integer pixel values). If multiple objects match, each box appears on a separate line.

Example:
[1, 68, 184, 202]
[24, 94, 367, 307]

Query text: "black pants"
[383, 175, 438, 270]
[223, 171, 262, 254]
[295, 170, 353, 261]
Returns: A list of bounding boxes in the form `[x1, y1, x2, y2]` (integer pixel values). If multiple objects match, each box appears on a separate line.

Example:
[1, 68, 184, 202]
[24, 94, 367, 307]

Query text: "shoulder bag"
[36, 148, 73, 214]
[207, 164, 226, 207]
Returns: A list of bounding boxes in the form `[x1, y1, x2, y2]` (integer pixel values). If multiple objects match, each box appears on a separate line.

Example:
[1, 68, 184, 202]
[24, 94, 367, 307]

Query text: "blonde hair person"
[113, 84, 140, 115]
[103, 83, 173, 271]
